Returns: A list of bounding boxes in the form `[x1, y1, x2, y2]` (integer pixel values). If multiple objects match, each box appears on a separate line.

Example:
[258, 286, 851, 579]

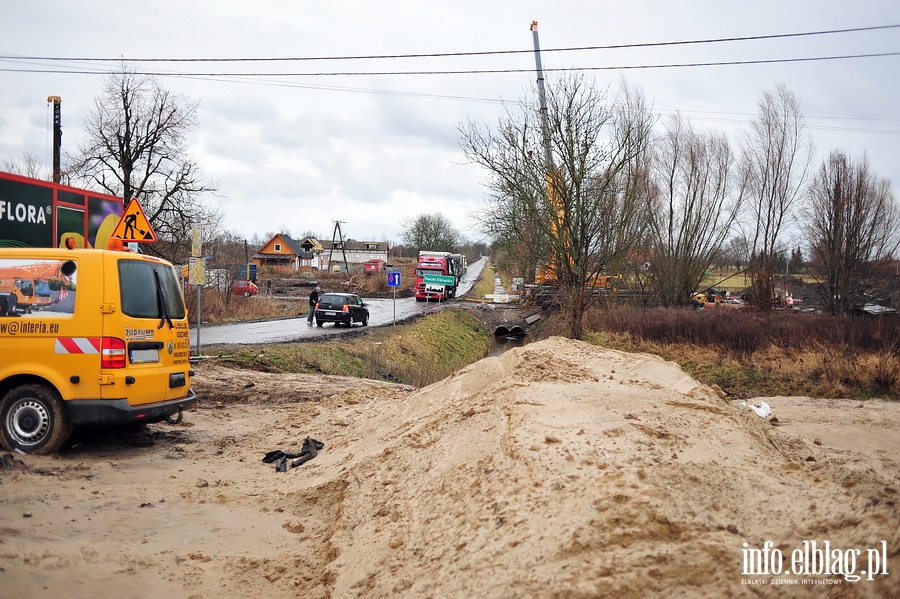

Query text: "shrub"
[583, 305, 900, 399]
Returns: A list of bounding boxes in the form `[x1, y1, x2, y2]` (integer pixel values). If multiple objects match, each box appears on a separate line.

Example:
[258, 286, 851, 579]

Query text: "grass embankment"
[217, 309, 491, 387]
[469, 261, 496, 300]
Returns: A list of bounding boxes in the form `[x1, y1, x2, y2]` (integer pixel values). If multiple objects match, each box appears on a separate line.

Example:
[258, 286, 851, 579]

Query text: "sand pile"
[301, 337, 898, 597]
[1, 337, 897, 598]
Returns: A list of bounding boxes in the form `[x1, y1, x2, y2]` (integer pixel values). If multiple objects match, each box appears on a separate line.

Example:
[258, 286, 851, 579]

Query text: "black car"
[315, 292, 369, 327]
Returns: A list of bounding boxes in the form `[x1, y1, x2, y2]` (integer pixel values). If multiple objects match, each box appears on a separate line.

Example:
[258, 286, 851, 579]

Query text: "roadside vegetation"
[189, 293, 301, 324]
[576, 307, 900, 400]
[469, 261, 497, 299]
[195, 260, 899, 400]
[209, 309, 490, 388]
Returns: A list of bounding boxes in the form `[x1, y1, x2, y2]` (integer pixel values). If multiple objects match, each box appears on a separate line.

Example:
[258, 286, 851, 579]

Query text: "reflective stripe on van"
[54, 337, 101, 354]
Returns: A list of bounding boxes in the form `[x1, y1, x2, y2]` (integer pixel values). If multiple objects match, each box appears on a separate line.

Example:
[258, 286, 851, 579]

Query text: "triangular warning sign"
[111, 198, 157, 243]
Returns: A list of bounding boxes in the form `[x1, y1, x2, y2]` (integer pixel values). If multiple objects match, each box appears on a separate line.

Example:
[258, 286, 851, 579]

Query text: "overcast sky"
[2, 1, 898, 247]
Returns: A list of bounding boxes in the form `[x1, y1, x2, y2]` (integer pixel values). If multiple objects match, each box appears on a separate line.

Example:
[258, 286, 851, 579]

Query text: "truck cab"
[414, 251, 457, 301]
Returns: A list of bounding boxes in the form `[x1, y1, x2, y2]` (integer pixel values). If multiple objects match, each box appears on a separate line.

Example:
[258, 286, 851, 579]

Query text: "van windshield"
[119, 260, 186, 320]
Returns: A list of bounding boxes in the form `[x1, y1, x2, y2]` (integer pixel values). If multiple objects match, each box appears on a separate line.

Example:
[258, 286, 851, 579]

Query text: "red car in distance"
[232, 280, 258, 297]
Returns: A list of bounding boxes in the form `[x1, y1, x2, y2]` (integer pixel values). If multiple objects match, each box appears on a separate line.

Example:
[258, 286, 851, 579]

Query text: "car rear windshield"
[119, 260, 186, 319]
[319, 294, 347, 304]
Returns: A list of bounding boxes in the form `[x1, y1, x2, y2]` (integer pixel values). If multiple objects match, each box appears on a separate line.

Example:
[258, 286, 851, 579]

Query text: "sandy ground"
[1, 337, 898, 598]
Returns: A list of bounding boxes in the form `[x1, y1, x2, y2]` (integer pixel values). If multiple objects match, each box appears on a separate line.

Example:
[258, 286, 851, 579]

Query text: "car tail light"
[101, 337, 127, 369]
[342, 304, 349, 313]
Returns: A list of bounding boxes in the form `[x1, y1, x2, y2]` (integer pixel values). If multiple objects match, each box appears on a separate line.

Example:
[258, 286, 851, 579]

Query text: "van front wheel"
[0, 384, 72, 455]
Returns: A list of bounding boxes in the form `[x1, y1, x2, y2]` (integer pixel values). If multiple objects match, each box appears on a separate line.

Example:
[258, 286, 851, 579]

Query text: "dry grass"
[577, 306, 900, 399]
[184, 290, 301, 324]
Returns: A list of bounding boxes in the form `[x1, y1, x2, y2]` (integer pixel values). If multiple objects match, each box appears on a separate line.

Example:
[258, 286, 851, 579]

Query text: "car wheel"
[243, 290, 251, 297]
[316, 319, 323, 327]
[0, 384, 72, 455]
[362, 313, 369, 326]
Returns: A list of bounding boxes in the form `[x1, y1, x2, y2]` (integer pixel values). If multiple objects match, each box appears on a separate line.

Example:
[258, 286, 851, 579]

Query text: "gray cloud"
[1, 0, 897, 245]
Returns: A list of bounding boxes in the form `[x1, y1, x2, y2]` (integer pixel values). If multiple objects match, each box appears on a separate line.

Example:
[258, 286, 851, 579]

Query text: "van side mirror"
[61, 260, 77, 276]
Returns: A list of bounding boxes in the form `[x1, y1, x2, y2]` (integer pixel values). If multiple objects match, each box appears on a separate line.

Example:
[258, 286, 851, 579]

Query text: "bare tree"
[69, 67, 217, 262]
[460, 76, 654, 339]
[721, 236, 752, 271]
[2, 153, 51, 181]
[805, 151, 899, 314]
[400, 213, 462, 253]
[647, 115, 739, 306]
[738, 84, 812, 310]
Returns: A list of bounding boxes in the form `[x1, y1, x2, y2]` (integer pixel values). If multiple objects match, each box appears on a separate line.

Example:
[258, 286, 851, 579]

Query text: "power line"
[2, 50, 899, 77]
[1, 23, 897, 63]
[2, 24, 896, 135]
[4, 61, 898, 134]
[613, 104, 900, 134]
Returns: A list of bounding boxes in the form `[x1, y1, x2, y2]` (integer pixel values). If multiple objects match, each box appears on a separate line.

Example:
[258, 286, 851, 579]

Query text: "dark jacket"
[309, 289, 320, 307]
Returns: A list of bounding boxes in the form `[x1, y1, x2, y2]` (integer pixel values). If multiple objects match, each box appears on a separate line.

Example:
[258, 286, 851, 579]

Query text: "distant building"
[252, 234, 322, 272]
[319, 239, 389, 272]
[252, 233, 388, 273]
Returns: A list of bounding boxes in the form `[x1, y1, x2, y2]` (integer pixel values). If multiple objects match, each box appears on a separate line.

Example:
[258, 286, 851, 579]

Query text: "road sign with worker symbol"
[111, 198, 157, 243]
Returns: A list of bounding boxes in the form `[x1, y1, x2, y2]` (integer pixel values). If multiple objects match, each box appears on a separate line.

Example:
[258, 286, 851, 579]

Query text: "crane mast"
[529, 22, 553, 169]
[47, 96, 62, 183]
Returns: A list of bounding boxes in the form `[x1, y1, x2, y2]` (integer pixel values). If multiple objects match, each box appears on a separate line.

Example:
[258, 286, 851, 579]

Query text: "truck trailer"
[0, 171, 124, 250]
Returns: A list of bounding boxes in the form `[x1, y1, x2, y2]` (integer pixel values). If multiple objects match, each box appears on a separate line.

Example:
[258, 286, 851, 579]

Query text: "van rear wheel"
[0, 384, 72, 455]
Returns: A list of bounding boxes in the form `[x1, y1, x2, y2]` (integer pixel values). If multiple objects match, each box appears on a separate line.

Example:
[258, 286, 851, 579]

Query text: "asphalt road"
[190, 257, 486, 348]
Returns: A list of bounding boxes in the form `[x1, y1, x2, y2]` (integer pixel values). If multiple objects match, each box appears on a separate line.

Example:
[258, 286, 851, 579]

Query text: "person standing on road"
[307, 286, 321, 324]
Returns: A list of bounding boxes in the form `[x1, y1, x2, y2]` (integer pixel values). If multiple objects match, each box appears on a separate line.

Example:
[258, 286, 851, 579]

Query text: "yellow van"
[0, 245, 196, 454]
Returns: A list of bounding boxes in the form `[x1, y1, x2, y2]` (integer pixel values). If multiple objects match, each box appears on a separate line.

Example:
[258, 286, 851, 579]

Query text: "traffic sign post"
[387, 271, 400, 326]
[189, 226, 202, 355]
[421, 273, 454, 315]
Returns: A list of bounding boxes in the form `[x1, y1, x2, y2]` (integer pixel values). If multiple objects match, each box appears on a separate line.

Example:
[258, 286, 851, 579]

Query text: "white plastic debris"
[747, 401, 772, 418]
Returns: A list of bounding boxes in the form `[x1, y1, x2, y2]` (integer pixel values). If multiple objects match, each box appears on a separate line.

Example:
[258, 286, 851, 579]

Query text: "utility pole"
[47, 96, 62, 183]
[328, 221, 351, 277]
